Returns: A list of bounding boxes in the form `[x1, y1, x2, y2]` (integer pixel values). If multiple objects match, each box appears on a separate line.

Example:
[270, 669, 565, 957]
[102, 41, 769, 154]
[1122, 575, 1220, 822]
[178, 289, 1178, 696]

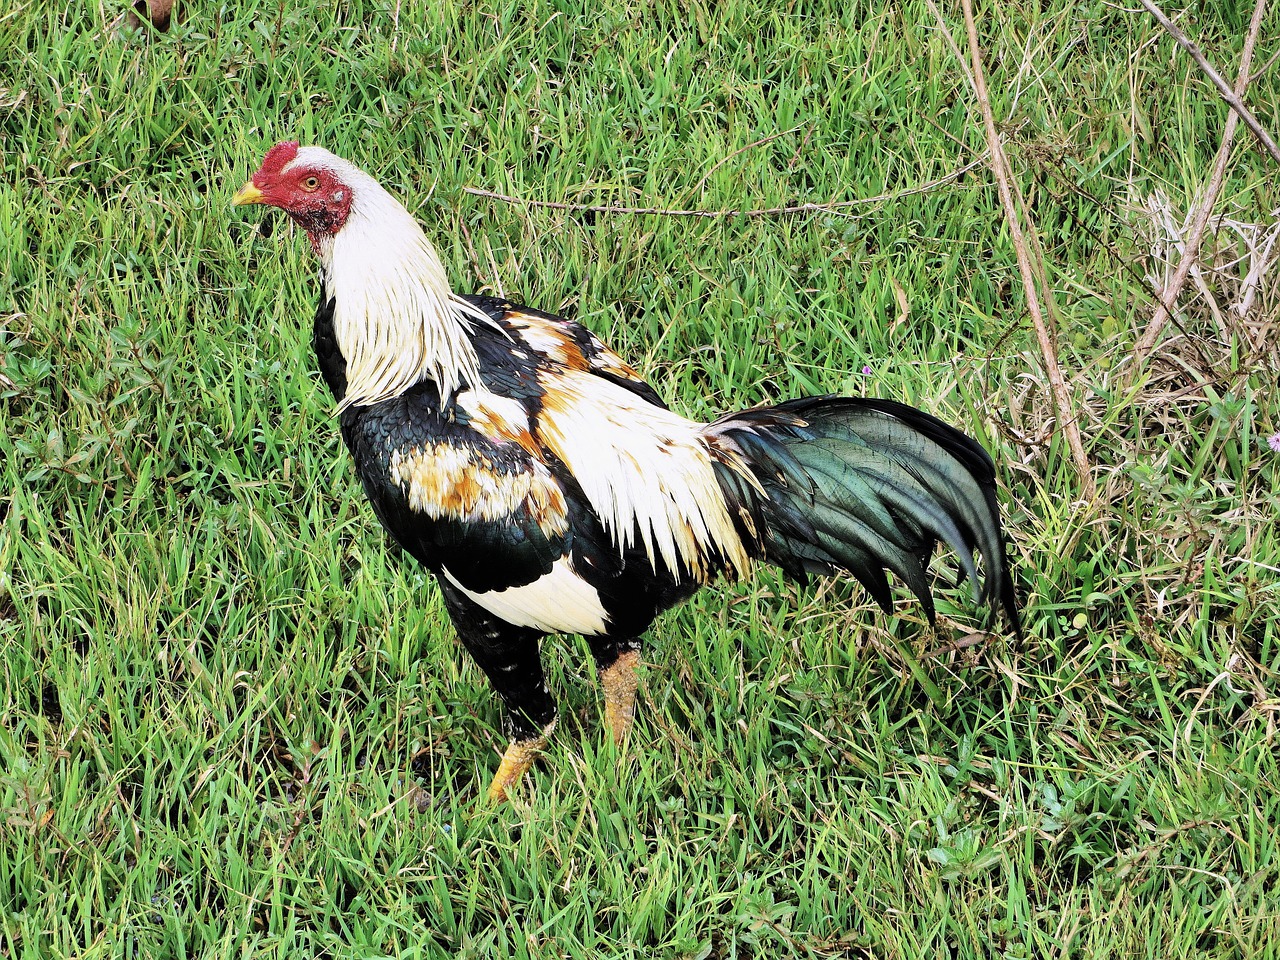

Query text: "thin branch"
[1247, 44, 1280, 85]
[462, 156, 988, 219]
[1128, 0, 1269, 374]
[1138, 0, 1280, 166]
[958, 0, 1094, 493]
[924, 0, 976, 88]
[1034, 164, 1216, 370]
[691, 124, 806, 196]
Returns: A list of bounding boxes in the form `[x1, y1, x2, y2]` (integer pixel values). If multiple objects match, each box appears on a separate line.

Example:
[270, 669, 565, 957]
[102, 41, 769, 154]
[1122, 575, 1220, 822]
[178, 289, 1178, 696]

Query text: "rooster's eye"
[301, 176, 320, 192]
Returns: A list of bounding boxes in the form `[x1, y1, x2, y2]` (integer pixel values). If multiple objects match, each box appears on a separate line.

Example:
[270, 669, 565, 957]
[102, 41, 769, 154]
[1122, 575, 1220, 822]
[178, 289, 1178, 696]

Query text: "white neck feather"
[300, 150, 488, 411]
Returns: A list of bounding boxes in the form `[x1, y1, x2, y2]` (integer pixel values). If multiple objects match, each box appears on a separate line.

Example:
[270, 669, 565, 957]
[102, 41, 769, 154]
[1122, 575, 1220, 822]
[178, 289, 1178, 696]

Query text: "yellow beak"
[231, 181, 266, 206]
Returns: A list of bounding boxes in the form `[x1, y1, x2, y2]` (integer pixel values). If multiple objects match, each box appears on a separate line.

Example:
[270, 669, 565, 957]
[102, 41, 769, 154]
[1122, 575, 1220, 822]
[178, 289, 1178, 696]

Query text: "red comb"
[254, 140, 300, 183]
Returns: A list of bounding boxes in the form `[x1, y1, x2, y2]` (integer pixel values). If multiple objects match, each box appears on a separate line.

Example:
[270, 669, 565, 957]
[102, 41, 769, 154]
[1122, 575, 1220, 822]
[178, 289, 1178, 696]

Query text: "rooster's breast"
[338, 384, 570, 594]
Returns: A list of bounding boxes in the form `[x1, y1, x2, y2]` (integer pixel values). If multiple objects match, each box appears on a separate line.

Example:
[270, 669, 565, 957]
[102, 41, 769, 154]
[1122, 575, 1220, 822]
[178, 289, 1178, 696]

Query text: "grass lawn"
[2, 1, 1279, 956]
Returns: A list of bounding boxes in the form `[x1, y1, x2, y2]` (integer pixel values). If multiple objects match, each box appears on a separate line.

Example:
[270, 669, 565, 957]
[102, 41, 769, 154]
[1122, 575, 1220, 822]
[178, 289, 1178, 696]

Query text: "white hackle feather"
[284, 146, 498, 411]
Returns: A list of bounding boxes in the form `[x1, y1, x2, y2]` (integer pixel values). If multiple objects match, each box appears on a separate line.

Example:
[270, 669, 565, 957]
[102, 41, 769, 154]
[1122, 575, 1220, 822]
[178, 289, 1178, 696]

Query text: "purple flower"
[1269, 432, 1280, 453]
[862, 365, 872, 376]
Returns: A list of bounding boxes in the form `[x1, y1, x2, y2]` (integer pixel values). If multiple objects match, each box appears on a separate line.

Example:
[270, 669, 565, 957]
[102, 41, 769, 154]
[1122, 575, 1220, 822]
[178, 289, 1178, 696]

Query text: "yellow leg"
[600, 650, 642, 745]
[486, 720, 555, 802]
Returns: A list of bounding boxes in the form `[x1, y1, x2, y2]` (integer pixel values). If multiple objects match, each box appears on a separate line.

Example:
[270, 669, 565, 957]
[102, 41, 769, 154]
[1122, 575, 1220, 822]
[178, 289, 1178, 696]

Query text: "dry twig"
[1247, 45, 1280, 85]
[1127, 0, 1270, 377]
[462, 156, 988, 219]
[956, 0, 1094, 494]
[1138, 0, 1280, 166]
[691, 124, 807, 195]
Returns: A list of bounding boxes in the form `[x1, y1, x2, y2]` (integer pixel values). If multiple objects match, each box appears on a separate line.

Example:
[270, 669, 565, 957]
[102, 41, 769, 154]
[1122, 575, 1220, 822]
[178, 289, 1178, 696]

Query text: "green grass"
[2, 1, 1279, 957]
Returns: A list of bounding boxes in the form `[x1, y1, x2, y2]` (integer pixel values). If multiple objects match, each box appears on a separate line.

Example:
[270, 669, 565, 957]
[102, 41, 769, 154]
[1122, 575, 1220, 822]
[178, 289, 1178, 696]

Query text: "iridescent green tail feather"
[707, 396, 1021, 633]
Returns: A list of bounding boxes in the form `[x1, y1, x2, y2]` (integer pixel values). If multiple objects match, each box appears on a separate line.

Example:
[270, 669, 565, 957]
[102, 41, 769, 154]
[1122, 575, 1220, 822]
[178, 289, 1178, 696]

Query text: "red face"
[232, 141, 354, 241]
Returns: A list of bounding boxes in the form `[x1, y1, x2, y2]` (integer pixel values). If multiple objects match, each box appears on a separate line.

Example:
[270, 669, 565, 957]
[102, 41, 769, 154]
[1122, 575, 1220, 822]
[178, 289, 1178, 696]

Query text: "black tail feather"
[706, 396, 1021, 634]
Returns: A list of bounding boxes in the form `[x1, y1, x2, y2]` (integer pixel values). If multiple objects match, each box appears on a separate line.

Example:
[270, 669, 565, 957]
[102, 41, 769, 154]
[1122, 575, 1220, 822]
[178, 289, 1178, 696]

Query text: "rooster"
[232, 141, 1020, 800]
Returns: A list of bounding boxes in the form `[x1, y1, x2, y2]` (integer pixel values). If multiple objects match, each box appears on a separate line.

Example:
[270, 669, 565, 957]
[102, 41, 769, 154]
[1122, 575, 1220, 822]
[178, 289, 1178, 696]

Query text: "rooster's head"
[232, 141, 358, 244]
[230, 141, 494, 410]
